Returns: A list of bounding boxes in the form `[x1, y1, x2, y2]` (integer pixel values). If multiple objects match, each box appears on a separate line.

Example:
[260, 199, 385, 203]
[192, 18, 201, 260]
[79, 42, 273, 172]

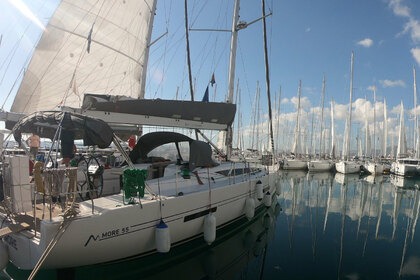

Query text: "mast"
[345, 52, 354, 160]
[383, 98, 388, 157]
[139, 0, 158, 99]
[414, 66, 419, 157]
[225, 0, 241, 160]
[276, 86, 282, 154]
[365, 114, 371, 158]
[330, 99, 335, 159]
[261, 0, 275, 160]
[292, 81, 302, 155]
[184, 0, 194, 102]
[397, 101, 407, 158]
[319, 76, 326, 158]
[373, 87, 377, 160]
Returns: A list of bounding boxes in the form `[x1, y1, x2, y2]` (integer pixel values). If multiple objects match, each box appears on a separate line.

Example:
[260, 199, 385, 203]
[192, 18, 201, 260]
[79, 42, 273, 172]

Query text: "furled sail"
[11, 0, 156, 114]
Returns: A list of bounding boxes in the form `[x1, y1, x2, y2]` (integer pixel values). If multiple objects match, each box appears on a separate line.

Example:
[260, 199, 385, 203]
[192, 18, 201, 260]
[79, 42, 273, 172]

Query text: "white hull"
[364, 161, 384, 175]
[335, 161, 360, 174]
[2, 162, 274, 270]
[391, 158, 420, 177]
[307, 160, 334, 172]
[281, 158, 308, 170]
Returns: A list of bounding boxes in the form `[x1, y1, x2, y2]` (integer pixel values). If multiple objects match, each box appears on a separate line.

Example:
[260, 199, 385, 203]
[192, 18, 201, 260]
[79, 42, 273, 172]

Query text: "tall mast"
[330, 99, 335, 159]
[319, 76, 326, 158]
[373, 87, 376, 160]
[414, 66, 419, 157]
[225, 0, 241, 160]
[261, 0, 275, 159]
[292, 80, 302, 155]
[184, 0, 194, 101]
[383, 98, 388, 157]
[345, 52, 354, 160]
[139, 0, 158, 99]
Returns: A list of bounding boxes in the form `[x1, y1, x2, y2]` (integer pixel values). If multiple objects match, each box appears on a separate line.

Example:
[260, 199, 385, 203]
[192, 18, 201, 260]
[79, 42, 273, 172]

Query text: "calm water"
[3, 171, 420, 279]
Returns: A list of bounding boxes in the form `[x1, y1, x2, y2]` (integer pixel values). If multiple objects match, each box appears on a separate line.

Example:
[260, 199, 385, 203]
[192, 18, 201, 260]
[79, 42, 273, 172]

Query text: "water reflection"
[277, 171, 420, 279]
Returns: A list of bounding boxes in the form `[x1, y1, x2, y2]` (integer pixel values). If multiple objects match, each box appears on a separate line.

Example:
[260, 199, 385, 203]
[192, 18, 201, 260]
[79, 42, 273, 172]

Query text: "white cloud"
[366, 85, 377, 91]
[411, 48, 420, 66]
[388, 0, 411, 18]
[357, 38, 373, 48]
[379, 79, 406, 88]
[290, 96, 311, 111]
[388, 0, 420, 43]
[281, 98, 289, 104]
[403, 19, 420, 43]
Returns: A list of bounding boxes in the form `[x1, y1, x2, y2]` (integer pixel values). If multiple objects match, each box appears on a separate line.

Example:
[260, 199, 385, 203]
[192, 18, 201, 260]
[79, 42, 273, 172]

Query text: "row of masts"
[232, 61, 419, 162]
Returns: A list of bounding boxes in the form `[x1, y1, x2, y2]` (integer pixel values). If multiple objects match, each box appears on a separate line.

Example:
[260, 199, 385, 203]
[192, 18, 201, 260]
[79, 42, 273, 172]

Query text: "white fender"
[245, 197, 255, 220]
[204, 213, 216, 245]
[256, 181, 263, 201]
[0, 241, 9, 270]
[263, 191, 272, 207]
[155, 220, 171, 253]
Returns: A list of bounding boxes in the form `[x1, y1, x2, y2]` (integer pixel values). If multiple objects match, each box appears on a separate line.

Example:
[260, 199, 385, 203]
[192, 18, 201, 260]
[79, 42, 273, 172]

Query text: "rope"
[28, 203, 79, 280]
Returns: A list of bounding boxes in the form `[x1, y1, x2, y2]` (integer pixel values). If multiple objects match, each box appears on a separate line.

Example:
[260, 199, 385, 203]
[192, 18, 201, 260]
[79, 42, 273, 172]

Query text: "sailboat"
[307, 76, 334, 172]
[281, 80, 308, 170]
[364, 87, 385, 175]
[335, 52, 361, 174]
[0, 0, 276, 274]
[390, 67, 420, 177]
[391, 101, 420, 177]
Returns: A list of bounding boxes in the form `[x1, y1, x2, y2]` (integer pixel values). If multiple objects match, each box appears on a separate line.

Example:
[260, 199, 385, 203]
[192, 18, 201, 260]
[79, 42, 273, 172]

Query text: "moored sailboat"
[308, 76, 334, 172]
[335, 52, 360, 174]
[364, 87, 385, 175]
[0, 0, 276, 276]
[282, 80, 308, 170]
[391, 67, 420, 177]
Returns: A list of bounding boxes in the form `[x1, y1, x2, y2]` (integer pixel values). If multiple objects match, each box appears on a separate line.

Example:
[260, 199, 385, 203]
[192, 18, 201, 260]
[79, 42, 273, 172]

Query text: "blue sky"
[1, 0, 420, 154]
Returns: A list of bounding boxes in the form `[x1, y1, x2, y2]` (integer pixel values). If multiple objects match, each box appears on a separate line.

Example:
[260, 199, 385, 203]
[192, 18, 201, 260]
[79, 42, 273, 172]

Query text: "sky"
[0, 0, 420, 156]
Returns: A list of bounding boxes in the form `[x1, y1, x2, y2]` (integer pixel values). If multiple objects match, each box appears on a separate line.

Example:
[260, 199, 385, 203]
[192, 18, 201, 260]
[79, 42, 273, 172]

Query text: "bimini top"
[11, 111, 114, 149]
[129, 131, 217, 170]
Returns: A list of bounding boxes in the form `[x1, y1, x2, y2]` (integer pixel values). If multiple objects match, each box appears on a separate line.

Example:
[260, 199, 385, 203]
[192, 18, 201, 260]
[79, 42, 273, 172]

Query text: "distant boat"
[282, 80, 307, 170]
[308, 76, 334, 172]
[364, 87, 384, 175]
[335, 52, 360, 174]
[391, 67, 420, 178]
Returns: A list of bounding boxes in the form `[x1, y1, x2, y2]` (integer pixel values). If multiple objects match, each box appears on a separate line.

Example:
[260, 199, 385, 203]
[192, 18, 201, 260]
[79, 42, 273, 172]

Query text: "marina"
[1, 0, 420, 279]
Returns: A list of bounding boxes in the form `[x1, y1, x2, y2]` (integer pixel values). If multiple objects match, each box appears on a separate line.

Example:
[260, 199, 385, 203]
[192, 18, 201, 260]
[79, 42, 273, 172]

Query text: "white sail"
[11, 0, 156, 114]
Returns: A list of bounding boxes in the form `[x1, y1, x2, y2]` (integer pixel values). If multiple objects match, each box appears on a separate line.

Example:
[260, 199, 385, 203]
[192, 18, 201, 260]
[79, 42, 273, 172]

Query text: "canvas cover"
[12, 111, 114, 148]
[82, 94, 237, 129]
[129, 131, 217, 169]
